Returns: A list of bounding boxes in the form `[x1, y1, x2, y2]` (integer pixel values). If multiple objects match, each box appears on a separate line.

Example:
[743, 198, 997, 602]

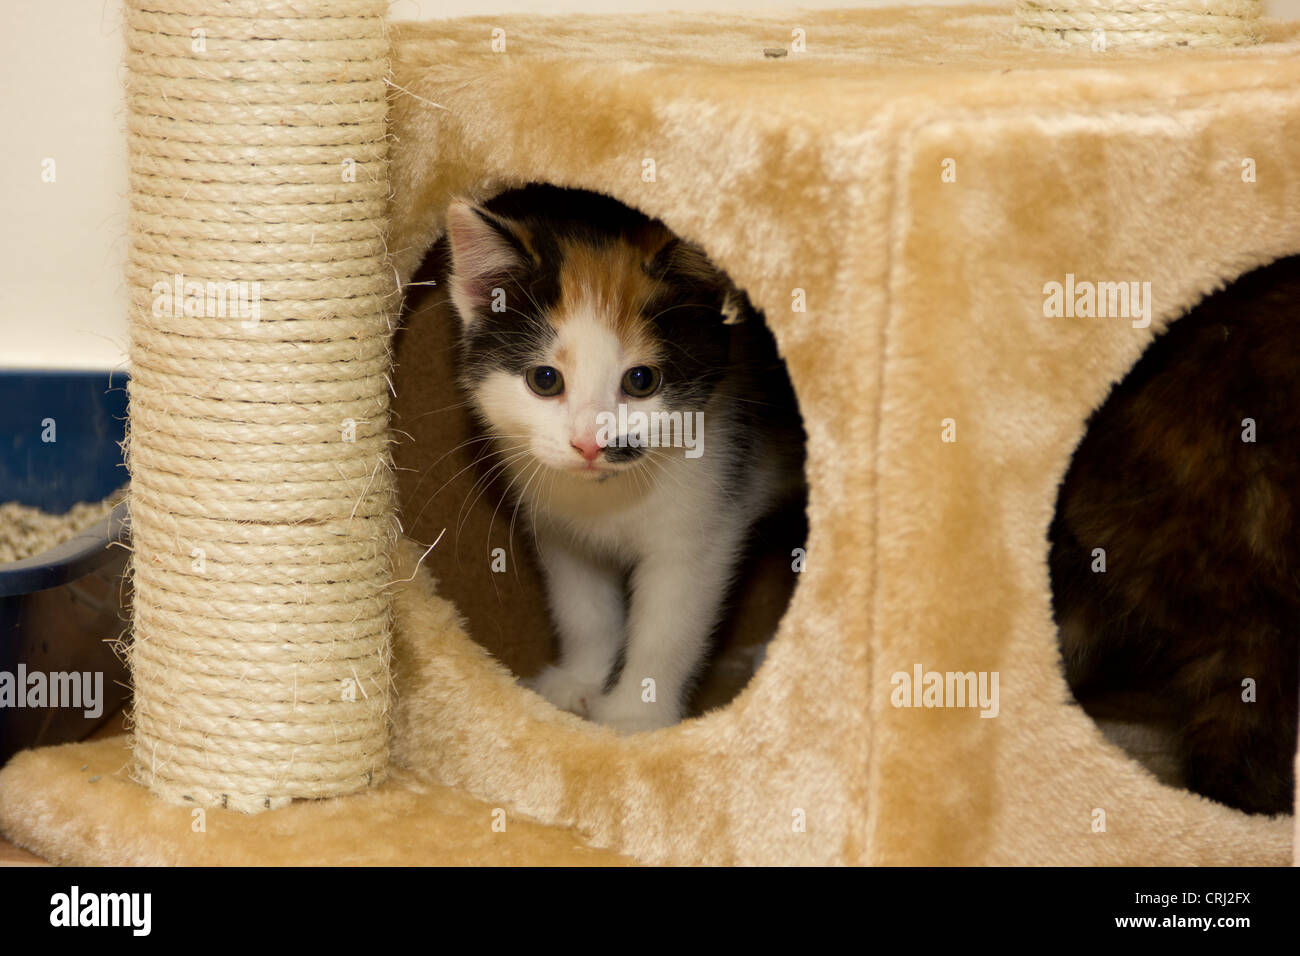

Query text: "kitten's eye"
[621, 365, 661, 398]
[525, 366, 564, 397]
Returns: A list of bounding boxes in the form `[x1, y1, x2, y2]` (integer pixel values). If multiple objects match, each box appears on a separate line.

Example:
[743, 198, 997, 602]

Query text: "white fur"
[469, 299, 785, 733]
[446, 203, 789, 732]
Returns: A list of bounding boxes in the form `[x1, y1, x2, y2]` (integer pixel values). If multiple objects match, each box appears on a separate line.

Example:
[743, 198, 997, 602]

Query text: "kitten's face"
[445, 197, 736, 481]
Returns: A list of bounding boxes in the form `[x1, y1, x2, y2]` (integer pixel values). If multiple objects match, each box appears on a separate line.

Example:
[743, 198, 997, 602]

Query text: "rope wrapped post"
[124, 0, 397, 812]
[1016, 0, 1262, 49]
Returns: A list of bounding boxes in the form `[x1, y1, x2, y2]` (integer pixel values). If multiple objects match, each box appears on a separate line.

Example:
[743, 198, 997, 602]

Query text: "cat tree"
[0, 1, 1297, 865]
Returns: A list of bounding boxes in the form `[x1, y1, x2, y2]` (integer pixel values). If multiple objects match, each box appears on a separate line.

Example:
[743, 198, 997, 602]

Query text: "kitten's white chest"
[522, 452, 727, 564]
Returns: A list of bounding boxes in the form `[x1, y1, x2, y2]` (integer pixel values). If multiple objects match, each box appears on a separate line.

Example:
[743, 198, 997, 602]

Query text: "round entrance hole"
[1049, 254, 1300, 816]
[393, 184, 808, 730]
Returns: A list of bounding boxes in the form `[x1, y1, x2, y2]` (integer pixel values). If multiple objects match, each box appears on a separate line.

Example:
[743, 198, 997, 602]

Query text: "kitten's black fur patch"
[602, 443, 646, 464]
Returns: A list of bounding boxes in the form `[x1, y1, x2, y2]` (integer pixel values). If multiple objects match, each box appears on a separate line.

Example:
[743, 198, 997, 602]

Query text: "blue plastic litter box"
[0, 370, 131, 765]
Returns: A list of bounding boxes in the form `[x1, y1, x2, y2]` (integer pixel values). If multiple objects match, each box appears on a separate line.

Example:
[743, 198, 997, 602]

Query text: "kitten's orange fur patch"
[551, 227, 673, 360]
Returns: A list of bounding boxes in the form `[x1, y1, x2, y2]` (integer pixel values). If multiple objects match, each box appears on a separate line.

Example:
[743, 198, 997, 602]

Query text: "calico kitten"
[443, 185, 804, 733]
[1050, 255, 1300, 815]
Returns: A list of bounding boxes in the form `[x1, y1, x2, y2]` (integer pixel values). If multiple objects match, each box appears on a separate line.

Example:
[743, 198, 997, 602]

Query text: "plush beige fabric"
[0, 735, 631, 865]
[2, 6, 1298, 865]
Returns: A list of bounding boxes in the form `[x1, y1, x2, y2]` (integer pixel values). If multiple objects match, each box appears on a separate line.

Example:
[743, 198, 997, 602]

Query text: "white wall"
[2, 0, 1296, 371]
[1, 1, 129, 371]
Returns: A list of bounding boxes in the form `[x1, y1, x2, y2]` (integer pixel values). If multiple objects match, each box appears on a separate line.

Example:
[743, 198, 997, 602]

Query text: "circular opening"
[393, 184, 808, 732]
[1049, 254, 1300, 816]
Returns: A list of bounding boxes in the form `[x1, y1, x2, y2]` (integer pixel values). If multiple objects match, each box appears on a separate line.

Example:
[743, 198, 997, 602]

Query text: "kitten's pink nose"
[570, 437, 602, 462]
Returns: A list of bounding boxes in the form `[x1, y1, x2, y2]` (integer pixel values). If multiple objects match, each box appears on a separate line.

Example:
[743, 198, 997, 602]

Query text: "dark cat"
[1050, 255, 1300, 815]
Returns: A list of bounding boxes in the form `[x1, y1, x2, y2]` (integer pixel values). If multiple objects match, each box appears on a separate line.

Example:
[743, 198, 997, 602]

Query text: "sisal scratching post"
[123, 0, 397, 812]
[1016, 0, 1262, 48]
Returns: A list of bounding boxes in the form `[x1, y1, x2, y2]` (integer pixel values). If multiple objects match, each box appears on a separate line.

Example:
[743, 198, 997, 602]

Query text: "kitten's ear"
[646, 234, 750, 325]
[645, 236, 715, 284]
[445, 200, 532, 325]
[721, 290, 747, 326]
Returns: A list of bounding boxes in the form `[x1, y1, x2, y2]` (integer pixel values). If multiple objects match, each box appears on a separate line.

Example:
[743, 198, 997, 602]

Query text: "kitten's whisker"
[506, 461, 546, 572]
[408, 440, 529, 529]
[646, 449, 738, 508]
[484, 455, 531, 557]
[454, 457, 530, 560]
[456, 448, 532, 543]
[642, 302, 724, 324]
[398, 398, 476, 423]
[452, 447, 533, 567]
[405, 432, 532, 503]
[530, 468, 557, 579]
[507, 273, 548, 321]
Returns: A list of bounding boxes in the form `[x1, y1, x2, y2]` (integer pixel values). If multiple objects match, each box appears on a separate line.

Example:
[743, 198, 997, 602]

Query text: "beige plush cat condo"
[1, 0, 1298, 866]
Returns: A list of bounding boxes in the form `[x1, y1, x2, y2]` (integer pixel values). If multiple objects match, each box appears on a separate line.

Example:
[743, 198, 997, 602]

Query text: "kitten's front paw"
[587, 692, 681, 734]
[525, 664, 605, 718]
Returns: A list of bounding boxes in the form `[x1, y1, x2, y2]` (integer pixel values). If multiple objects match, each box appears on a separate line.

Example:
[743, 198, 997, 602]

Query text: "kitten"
[1050, 255, 1300, 815]
[442, 185, 804, 733]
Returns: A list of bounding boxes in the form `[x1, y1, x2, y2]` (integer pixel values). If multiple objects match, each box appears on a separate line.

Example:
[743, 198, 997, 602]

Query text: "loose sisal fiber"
[124, 0, 398, 813]
[1016, 0, 1262, 48]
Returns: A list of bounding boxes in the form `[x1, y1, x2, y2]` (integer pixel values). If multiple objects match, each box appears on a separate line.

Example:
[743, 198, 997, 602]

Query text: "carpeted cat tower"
[1, 0, 1298, 865]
